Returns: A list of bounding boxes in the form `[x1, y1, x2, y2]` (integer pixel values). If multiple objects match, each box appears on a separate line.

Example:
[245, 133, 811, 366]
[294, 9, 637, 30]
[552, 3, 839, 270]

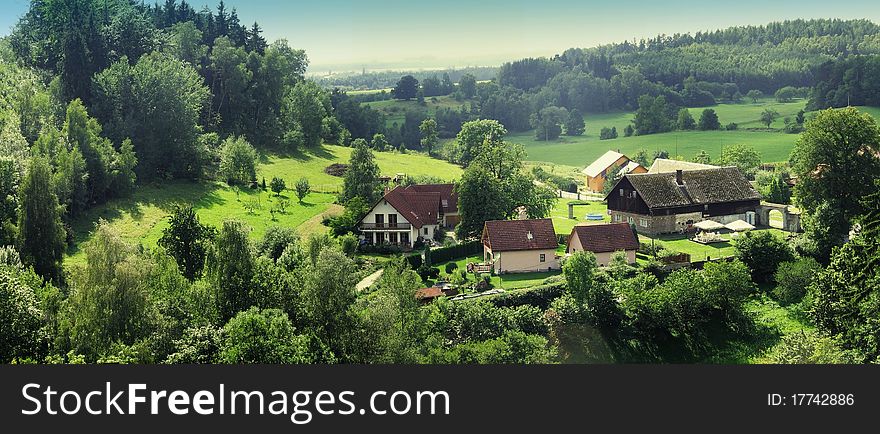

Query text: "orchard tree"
[158, 205, 216, 281]
[270, 177, 286, 196]
[219, 136, 258, 186]
[746, 89, 763, 103]
[295, 177, 310, 202]
[17, 157, 65, 284]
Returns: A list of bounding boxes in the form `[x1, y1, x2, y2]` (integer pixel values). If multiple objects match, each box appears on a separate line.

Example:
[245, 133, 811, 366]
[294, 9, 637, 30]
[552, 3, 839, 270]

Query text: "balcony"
[360, 222, 412, 231]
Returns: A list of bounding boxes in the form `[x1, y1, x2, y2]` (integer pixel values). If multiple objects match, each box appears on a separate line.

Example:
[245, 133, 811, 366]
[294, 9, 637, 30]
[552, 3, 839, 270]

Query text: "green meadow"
[366, 95, 474, 128]
[65, 145, 463, 267]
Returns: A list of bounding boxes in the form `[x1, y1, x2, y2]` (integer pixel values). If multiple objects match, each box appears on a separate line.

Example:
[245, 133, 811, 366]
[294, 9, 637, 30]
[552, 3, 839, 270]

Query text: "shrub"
[219, 136, 257, 186]
[734, 231, 795, 282]
[270, 177, 285, 196]
[445, 262, 459, 275]
[430, 241, 482, 264]
[773, 257, 820, 305]
[725, 122, 738, 130]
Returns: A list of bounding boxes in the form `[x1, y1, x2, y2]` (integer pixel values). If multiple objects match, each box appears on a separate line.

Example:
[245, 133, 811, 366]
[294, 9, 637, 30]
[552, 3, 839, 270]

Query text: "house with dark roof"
[481, 219, 560, 274]
[358, 184, 458, 248]
[566, 223, 640, 266]
[582, 150, 647, 193]
[606, 167, 761, 235]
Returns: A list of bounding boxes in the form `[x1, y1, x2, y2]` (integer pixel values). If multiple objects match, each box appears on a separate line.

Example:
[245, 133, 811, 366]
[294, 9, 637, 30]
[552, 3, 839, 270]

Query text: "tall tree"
[158, 205, 216, 281]
[419, 118, 439, 156]
[17, 157, 65, 284]
[341, 140, 381, 204]
[564, 108, 586, 136]
[392, 75, 419, 100]
[207, 220, 256, 322]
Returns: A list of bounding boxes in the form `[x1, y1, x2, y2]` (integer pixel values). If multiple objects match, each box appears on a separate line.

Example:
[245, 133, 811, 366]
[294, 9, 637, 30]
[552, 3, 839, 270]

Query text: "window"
[640, 218, 648, 228]
[364, 233, 374, 244]
[540, 254, 546, 263]
[375, 214, 384, 228]
[619, 189, 624, 197]
[627, 216, 634, 224]
[424, 227, 429, 235]
[388, 214, 398, 228]
[401, 232, 410, 245]
[389, 232, 398, 244]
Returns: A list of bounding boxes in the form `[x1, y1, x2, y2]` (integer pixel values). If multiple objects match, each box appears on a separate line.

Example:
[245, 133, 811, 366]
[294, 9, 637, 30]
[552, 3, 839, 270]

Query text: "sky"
[1, 0, 880, 72]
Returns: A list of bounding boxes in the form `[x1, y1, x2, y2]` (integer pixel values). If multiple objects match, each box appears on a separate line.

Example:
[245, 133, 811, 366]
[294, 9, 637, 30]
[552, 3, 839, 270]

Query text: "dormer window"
[619, 189, 624, 197]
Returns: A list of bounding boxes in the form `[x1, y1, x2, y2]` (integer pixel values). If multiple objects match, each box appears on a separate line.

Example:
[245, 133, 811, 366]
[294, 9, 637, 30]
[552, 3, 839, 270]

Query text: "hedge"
[488, 281, 566, 309]
[430, 241, 483, 264]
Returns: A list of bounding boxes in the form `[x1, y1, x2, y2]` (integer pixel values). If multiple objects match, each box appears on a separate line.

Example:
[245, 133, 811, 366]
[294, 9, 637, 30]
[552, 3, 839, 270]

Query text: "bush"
[417, 265, 440, 281]
[599, 126, 618, 140]
[734, 231, 795, 283]
[725, 122, 738, 130]
[430, 241, 482, 264]
[219, 136, 257, 186]
[773, 257, 820, 305]
[270, 177, 285, 196]
[489, 281, 566, 309]
[445, 262, 459, 275]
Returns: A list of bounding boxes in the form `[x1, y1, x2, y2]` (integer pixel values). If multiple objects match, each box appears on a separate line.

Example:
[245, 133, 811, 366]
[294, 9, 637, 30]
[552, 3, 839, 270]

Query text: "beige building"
[566, 223, 640, 266]
[582, 150, 647, 193]
[481, 219, 560, 274]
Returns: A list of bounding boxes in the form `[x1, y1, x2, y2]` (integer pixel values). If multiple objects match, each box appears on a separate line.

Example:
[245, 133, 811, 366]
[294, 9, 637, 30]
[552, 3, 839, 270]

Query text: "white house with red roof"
[358, 184, 459, 248]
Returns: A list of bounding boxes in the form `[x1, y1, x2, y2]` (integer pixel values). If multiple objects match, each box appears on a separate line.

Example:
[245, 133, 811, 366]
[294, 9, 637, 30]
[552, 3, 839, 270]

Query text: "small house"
[481, 219, 560, 274]
[566, 223, 640, 266]
[582, 150, 647, 193]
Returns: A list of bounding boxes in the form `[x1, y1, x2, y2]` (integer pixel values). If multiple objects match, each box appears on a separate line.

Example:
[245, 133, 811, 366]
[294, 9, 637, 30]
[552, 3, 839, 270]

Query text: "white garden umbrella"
[725, 219, 755, 232]
[693, 220, 725, 231]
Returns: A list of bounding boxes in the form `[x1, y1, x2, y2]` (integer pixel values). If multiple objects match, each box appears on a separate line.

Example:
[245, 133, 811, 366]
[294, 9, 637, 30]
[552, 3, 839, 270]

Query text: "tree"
[796, 109, 806, 125]
[599, 126, 618, 140]
[693, 150, 711, 164]
[283, 80, 330, 148]
[773, 258, 820, 305]
[92, 52, 211, 180]
[764, 173, 792, 204]
[530, 106, 568, 141]
[419, 118, 439, 155]
[565, 109, 585, 136]
[677, 108, 696, 130]
[698, 109, 721, 130]
[633, 95, 674, 135]
[0, 263, 46, 362]
[746, 89, 763, 103]
[760, 108, 779, 128]
[767, 331, 854, 364]
[734, 231, 795, 283]
[371, 133, 390, 151]
[219, 307, 311, 364]
[219, 136, 258, 186]
[207, 220, 255, 322]
[301, 248, 358, 360]
[270, 177, 286, 196]
[458, 73, 477, 98]
[450, 119, 507, 167]
[718, 144, 761, 178]
[295, 177, 310, 202]
[158, 205, 216, 281]
[392, 75, 419, 100]
[791, 107, 880, 257]
[775, 86, 798, 103]
[17, 157, 65, 284]
[341, 140, 381, 204]
[563, 251, 619, 327]
[68, 222, 156, 361]
[624, 124, 634, 137]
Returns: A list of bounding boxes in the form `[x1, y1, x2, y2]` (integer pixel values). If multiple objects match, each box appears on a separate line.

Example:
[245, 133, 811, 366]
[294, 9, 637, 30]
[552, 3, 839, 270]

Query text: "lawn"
[66, 144, 463, 268]
[366, 95, 475, 128]
[638, 228, 790, 262]
[549, 198, 610, 236]
[432, 254, 561, 290]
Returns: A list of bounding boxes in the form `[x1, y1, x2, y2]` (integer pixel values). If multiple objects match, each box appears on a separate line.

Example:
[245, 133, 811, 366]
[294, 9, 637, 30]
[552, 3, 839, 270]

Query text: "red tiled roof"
[482, 219, 558, 252]
[568, 223, 640, 254]
[405, 184, 458, 214]
[381, 186, 441, 229]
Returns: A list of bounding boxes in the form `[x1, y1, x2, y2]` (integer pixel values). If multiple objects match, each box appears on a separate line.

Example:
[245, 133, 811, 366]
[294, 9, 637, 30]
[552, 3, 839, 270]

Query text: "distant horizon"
[2, 0, 880, 73]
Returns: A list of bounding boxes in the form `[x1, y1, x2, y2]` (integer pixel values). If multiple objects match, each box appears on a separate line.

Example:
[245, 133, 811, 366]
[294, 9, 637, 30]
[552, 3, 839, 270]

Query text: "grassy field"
[549, 199, 610, 236]
[66, 145, 463, 267]
[432, 254, 561, 290]
[366, 95, 474, 128]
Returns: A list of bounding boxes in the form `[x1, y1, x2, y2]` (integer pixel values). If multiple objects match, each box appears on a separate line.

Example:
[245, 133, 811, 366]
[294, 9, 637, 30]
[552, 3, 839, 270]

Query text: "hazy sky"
[2, 0, 880, 71]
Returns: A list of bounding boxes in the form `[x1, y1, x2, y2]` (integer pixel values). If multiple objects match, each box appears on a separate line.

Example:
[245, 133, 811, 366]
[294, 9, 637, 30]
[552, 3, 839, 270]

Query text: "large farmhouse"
[582, 150, 647, 193]
[606, 167, 762, 235]
[481, 219, 560, 274]
[358, 184, 459, 248]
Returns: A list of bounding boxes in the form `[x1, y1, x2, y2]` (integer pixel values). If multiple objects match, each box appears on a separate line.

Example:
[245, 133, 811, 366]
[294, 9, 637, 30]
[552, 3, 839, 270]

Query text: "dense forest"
[1, 2, 880, 365]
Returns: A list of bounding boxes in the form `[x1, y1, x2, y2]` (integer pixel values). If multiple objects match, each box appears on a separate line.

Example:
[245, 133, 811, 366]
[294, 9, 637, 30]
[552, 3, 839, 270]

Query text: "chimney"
[676, 169, 683, 186]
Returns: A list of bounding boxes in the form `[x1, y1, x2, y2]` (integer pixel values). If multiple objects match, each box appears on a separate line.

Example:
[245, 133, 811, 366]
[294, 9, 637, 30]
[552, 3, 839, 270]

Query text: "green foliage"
[392, 75, 419, 100]
[458, 73, 477, 99]
[158, 205, 216, 281]
[294, 177, 310, 202]
[530, 106, 568, 141]
[773, 257, 820, 305]
[269, 177, 285, 197]
[734, 231, 795, 283]
[219, 307, 311, 364]
[563, 252, 619, 327]
[419, 118, 439, 155]
[767, 331, 854, 364]
[718, 143, 761, 178]
[698, 109, 721, 130]
[67, 222, 157, 361]
[774, 86, 798, 103]
[207, 220, 256, 323]
[256, 226, 298, 261]
[633, 95, 674, 135]
[677, 108, 696, 130]
[450, 119, 507, 167]
[340, 140, 381, 204]
[300, 248, 358, 360]
[791, 108, 880, 258]
[219, 136, 258, 186]
[165, 326, 223, 364]
[760, 108, 779, 127]
[599, 126, 618, 140]
[92, 52, 210, 180]
[283, 81, 330, 148]
[0, 264, 47, 363]
[564, 108, 585, 136]
[17, 157, 65, 284]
